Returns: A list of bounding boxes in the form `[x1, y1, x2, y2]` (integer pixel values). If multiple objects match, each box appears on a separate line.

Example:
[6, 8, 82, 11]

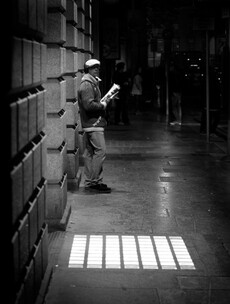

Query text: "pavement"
[37, 109, 230, 304]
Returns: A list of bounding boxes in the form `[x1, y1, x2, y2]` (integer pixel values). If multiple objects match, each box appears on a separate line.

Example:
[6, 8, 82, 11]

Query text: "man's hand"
[100, 100, 107, 109]
[100, 95, 111, 107]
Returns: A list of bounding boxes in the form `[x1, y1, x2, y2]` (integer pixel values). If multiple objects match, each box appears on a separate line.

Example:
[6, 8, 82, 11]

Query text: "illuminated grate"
[153, 236, 177, 269]
[68, 234, 196, 270]
[169, 236, 195, 270]
[138, 236, 158, 269]
[87, 235, 103, 268]
[122, 236, 139, 269]
[68, 235, 87, 268]
[106, 235, 121, 268]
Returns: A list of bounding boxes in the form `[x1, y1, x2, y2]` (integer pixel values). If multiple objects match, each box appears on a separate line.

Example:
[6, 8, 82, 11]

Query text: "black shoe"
[100, 183, 110, 189]
[85, 184, 111, 193]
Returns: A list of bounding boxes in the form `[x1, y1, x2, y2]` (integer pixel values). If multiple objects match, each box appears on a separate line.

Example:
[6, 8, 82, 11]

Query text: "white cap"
[84, 59, 100, 69]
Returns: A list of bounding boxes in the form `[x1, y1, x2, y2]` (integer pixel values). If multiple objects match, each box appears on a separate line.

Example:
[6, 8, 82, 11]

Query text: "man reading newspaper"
[78, 59, 120, 193]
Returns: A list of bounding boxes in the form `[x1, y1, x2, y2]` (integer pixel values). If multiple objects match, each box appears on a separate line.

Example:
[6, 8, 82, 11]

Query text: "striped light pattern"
[122, 236, 139, 269]
[68, 234, 195, 270]
[105, 235, 120, 268]
[138, 236, 158, 269]
[87, 235, 103, 268]
[153, 236, 177, 269]
[68, 235, 87, 268]
[169, 236, 195, 270]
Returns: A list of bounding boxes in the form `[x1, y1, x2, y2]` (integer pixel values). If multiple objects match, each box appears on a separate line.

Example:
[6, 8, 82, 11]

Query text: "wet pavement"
[39, 110, 230, 304]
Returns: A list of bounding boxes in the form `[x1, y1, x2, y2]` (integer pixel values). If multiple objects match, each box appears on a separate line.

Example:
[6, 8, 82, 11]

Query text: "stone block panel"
[32, 136, 42, 189]
[12, 90, 46, 156]
[77, 10, 85, 30]
[47, 0, 66, 11]
[11, 132, 46, 226]
[37, 180, 47, 232]
[47, 46, 66, 78]
[46, 173, 67, 220]
[11, 37, 47, 90]
[17, 97, 28, 151]
[11, 231, 20, 291]
[37, 0, 47, 34]
[78, 30, 85, 50]
[11, 102, 17, 158]
[66, 124, 79, 150]
[85, 18, 92, 36]
[28, 92, 37, 141]
[66, 0, 77, 24]
[40, 132, 47, 180]
[23, 38, 33, 86]
[13, 0, 46, 34]
[67, 148, 79, 178]
[65, 23, 78, 48]
[11, 37, 23, 89]
[11, 162, 23, 225]
[41, 43, 47, 82]
[14, 0, 27, 27]
[43, 12, 66, 44]
[76, 0, 85, 11]
[78, 51, 88, 70]
[14, 217, 48, 304]
[18, 214, 30, 274]
[47, 141, 67, 181]
[46, 109, 66, 148]
[84, 35, 90, 52]
[28, 0, 37, 31]
[84, 0, 92, 19]
[41, 224, 48, 278]
[37, 87, 46, 133]
[27, 198, 38, 252]
[65, 100, 79, 125]
[76, 71, 83, 89]
[64, 74, 77, 99]
[66, 49, 78, 73]
[44, 78, 66, 112]
[22, 149, 33, 204]
[32, 40, 41, 84]
[33, 239, 43, 296]
[27, 180, 46, 249]
[24, 258, 35, 303]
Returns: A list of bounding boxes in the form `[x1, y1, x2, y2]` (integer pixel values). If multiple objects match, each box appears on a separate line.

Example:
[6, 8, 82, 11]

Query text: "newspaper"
[101, 83, 120, 104]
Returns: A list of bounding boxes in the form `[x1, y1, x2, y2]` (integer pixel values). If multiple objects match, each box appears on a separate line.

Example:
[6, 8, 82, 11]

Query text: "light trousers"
[83, 131, 106, 187]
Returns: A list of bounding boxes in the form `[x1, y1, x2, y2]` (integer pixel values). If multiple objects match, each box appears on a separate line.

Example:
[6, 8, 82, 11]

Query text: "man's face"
[88, 65, 100, 78]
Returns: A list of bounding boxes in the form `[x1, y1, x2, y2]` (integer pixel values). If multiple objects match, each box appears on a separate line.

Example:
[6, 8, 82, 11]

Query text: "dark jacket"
[78, 73, 107, 130]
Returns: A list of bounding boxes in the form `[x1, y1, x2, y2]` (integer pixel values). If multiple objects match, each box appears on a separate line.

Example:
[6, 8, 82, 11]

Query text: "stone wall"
[8, 0, 94, 303]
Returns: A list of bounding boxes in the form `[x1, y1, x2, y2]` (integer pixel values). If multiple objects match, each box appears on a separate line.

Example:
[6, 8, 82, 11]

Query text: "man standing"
[78, 59, 111, 193]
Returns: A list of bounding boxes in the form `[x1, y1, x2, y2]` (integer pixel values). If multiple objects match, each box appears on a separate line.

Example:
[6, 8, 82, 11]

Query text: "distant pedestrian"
[78, 59, 112, 193]
[131, 67, 143, 114]
[169, 62, 183, 126]
[113, 62, 130, 125]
